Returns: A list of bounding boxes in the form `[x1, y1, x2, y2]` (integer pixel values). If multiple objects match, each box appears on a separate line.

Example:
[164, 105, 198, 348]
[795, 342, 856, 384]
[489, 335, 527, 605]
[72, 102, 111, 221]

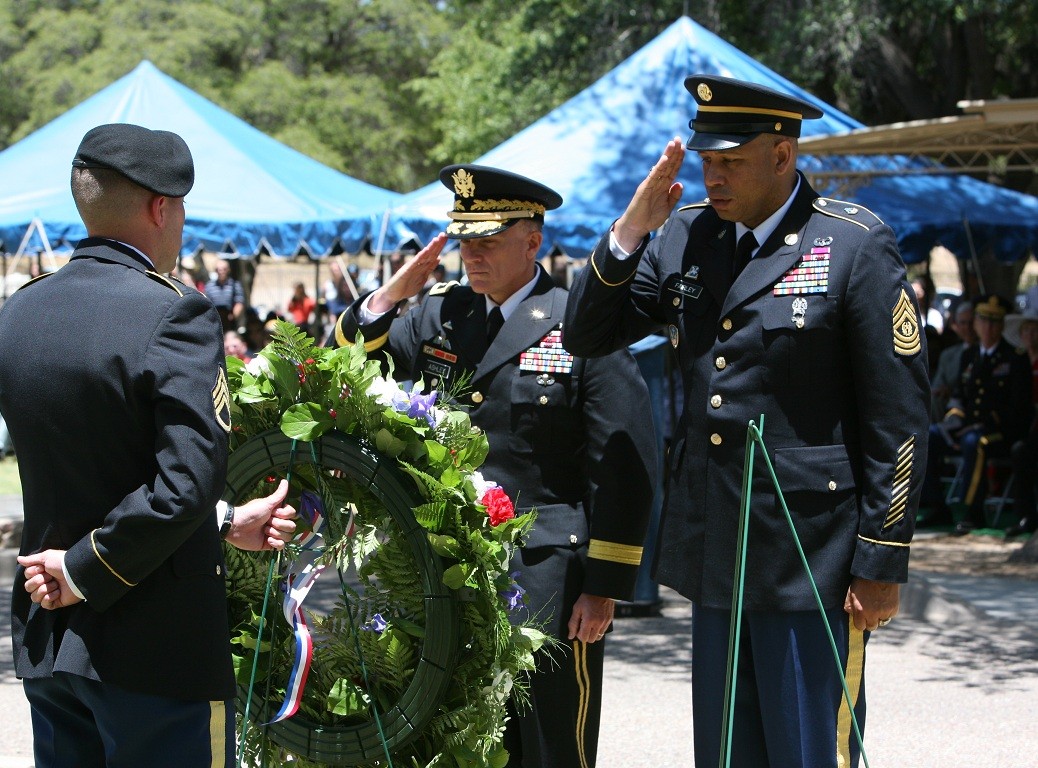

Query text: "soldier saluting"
[563, 76, 930, 768]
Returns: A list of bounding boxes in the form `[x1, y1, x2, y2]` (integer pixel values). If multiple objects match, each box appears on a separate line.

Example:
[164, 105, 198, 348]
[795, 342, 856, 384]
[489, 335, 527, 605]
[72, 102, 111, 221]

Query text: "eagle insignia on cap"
[452, 169, 476, 199]
[697, 83, 713, 101]
[892, 288, 921, 357]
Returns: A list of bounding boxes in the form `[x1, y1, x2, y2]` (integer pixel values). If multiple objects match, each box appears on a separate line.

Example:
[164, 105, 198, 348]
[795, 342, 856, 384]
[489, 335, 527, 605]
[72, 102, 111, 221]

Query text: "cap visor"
[445, 219, 511, 240]
[686, 132, 761, 152]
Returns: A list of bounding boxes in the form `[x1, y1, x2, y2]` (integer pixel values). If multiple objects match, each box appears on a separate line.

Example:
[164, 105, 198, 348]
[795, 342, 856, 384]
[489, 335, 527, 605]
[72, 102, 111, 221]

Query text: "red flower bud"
[329, 408, 337, 419]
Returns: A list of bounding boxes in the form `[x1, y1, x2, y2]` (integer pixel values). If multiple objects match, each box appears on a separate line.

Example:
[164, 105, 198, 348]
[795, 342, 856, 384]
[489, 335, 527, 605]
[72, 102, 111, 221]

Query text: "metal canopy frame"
[799, 98, 1038, 183]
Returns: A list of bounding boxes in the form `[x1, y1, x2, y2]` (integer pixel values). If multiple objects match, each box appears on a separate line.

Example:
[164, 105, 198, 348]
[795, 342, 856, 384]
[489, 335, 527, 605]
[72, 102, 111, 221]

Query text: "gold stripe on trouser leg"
[964, 437, 989, 506]
[573, 640, 591, 768]
[210, 701, 226, 768]
[836, 624, 866, 768]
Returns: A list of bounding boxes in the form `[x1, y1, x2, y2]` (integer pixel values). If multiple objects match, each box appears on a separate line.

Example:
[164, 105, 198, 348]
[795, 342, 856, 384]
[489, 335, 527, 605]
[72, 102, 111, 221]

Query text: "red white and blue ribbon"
[268, 491, 354, 722]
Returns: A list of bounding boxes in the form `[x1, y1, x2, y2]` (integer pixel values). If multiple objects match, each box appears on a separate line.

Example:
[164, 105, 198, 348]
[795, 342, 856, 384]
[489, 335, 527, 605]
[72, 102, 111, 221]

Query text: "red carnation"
[481, 487, 515, 526]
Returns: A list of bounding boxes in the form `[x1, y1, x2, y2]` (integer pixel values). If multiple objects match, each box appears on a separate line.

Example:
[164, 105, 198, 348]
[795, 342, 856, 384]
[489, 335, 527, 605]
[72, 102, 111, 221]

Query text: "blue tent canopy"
[0, 61, 398, 258]
[383, 17, 1038, 264]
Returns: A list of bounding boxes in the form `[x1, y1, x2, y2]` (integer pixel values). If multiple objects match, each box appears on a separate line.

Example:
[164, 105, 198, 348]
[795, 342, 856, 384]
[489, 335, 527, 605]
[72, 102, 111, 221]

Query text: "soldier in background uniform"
[563, 76, 930, 768]
[0, 123, 296, 768]
[922, 294, 1032, 534]
[332, 165, 656, 768]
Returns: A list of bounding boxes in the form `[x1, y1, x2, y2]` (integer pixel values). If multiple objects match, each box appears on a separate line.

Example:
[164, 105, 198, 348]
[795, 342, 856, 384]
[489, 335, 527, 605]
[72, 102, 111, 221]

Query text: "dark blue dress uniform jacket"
[563, 177, 931, 611]
[335, 267, 657, 637]
[0, 240, 235, 702]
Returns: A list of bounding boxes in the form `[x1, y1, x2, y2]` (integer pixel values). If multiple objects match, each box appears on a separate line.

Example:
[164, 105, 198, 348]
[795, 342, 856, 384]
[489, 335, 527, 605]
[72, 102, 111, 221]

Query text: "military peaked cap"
[73, 123, 194, 197]
[439, 164, 562, 240]
[684, 75, 824, 151]
[972, 293, 1012, 321]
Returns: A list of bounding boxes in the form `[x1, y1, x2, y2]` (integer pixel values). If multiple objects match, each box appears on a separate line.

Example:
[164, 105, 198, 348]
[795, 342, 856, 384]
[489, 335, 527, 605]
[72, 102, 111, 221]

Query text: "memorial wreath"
[221, 322, 549, 767]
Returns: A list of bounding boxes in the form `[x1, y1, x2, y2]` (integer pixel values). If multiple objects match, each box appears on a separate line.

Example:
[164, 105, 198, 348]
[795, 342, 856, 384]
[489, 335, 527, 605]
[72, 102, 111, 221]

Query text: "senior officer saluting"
[332, 165, 656, 768]
[0, 123, 296, 768]
[563, 77, 930, 768]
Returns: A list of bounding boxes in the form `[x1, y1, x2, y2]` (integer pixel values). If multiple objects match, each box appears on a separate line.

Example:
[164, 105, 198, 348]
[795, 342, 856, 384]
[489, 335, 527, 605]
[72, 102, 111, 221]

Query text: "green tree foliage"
[0, 0, 1033, 191]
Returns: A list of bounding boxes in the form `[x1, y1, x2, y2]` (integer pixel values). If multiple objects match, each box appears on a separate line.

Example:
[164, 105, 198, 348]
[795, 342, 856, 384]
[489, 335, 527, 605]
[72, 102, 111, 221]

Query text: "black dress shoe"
[952, 521, 976, 536]
[1005, 517, 1037, 538]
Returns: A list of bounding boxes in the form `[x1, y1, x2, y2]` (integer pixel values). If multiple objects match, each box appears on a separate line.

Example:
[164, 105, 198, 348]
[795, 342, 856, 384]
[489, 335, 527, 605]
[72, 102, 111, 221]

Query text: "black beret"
[72, 123, 194, 197]
[684, 75, 824, 151]
[439, 164, 562, 240]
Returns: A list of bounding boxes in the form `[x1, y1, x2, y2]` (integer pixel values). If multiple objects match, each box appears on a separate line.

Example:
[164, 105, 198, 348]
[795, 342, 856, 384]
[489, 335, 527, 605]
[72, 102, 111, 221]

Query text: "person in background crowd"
[224, 330, 252, 363]
[286, 281, 316, 333]
[921, 294, 1032, 534]
[912, 275, 944, 375]
[204, 258, 246, 331]
[0, 123, 296, 768]
[1002, 306, 1038, 537]
[324, 261, 357, 318]
[332, 165, 657, 768]
[930, 300, 977, 420]
[562, 75, 929, 768]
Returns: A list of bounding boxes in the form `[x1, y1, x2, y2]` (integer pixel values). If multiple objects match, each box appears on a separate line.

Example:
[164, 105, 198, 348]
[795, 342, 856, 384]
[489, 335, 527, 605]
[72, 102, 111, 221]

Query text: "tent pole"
[962, 216, 985, 295]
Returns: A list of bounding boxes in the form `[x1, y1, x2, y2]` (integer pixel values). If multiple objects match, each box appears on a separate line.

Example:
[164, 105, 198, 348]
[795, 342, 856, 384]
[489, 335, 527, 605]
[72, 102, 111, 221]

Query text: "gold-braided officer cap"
[439, 164, 563, 240]
[972, 293, 1012, 321]
[684, 75, 824, 152]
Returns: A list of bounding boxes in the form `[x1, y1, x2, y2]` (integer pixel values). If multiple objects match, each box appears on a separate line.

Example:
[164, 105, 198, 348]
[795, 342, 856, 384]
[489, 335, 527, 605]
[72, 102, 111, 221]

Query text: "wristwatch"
[219, 502, 235, 539]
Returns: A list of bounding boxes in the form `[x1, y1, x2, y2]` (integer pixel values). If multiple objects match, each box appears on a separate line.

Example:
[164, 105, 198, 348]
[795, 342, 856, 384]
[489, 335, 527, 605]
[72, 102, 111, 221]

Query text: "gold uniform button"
[828, 480, 837, 491]
[715, 356, 727, 370]
[216, 565, 222, 576]
[721, 318, 733, 331]
[710, 433, 723, 446]
[569, 534, 578, 545]
[471, 392, 484, 404]
[538, 395, 549, 405]
[672, 297, 681, 307]
[710, 395, 722, 408]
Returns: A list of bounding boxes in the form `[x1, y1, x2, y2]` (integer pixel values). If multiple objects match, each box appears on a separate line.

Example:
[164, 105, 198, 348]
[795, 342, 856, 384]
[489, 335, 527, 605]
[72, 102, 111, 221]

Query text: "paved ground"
[2, 491, 1036, 767]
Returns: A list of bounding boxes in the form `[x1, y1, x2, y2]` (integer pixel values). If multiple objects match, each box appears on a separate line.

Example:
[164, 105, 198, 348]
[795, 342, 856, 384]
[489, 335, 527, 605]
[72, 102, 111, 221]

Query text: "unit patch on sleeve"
[892, 288, 921, 356]
[519, 329, 574, 373]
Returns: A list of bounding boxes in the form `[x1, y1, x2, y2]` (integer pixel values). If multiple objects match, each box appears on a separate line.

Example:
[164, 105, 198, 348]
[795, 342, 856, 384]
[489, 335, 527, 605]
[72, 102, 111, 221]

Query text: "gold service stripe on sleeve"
[588, 539, 643, 565]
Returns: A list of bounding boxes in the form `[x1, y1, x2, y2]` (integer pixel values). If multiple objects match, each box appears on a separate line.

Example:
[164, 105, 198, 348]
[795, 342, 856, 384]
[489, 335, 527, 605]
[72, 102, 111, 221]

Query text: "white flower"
[470, 472, 500, 499]
[366, 375, 405, 408]
[245, 355, 272, 377]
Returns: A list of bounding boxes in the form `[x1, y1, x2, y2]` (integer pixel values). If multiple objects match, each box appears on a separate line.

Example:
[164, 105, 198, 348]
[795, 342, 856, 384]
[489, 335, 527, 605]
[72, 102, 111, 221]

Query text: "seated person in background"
[1002, 307, 1038, 537]
[286, 281, 316, 332]
[930, 300, 977, 420]
[324, 262, 358, 318]
[204, 259, 246, 331]
[912, 275, 944, 375]
[920, 294, 1033, 534]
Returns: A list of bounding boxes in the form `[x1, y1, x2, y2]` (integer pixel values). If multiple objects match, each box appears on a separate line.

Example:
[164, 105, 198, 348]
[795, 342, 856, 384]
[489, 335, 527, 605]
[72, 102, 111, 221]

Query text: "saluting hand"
[227, 479, 298, 552]
[367, 233, 449, 315]
[612, 138, 686, 252]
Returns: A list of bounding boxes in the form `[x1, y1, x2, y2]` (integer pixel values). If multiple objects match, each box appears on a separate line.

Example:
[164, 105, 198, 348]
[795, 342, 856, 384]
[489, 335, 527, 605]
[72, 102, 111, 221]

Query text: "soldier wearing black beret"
[0, 123, 296, 768]
[921, 293, 1032, 534]
[564, 75, 931, 767]
[332, 165, 657, 767]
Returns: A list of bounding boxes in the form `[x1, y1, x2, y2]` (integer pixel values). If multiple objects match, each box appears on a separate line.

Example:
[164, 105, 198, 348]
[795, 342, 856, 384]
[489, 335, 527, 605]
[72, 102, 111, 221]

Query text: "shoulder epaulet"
[812, 197, 884, 230]
[428, 280, 460, 297]
[146, 270, 185, 297]
[14, 272, 54, 292]
[677, 199, 711, 212]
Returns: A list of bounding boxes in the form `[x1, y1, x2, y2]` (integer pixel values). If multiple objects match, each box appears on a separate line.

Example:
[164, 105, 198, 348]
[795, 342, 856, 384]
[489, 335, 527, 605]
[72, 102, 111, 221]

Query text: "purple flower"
[299, 490, 325, 527]
[500, 572, 526, 612]
[407, 390, 438, 427]
[362, 613, 388, 634]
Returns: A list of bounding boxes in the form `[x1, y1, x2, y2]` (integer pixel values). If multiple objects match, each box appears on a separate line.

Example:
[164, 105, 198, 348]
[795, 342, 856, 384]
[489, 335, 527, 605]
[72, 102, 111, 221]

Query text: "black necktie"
[487, 306, 504, 344]
[732, 231, 758, 279]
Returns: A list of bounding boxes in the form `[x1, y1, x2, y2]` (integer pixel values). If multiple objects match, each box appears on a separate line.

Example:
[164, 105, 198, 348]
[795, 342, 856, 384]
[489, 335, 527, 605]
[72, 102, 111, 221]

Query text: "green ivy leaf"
[327, 678, 370, 717]
[443, 562, 476, 589]
[282, 402, 332, 441]
[375, 427, 407, 457]
[427, 533, 461, 557]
